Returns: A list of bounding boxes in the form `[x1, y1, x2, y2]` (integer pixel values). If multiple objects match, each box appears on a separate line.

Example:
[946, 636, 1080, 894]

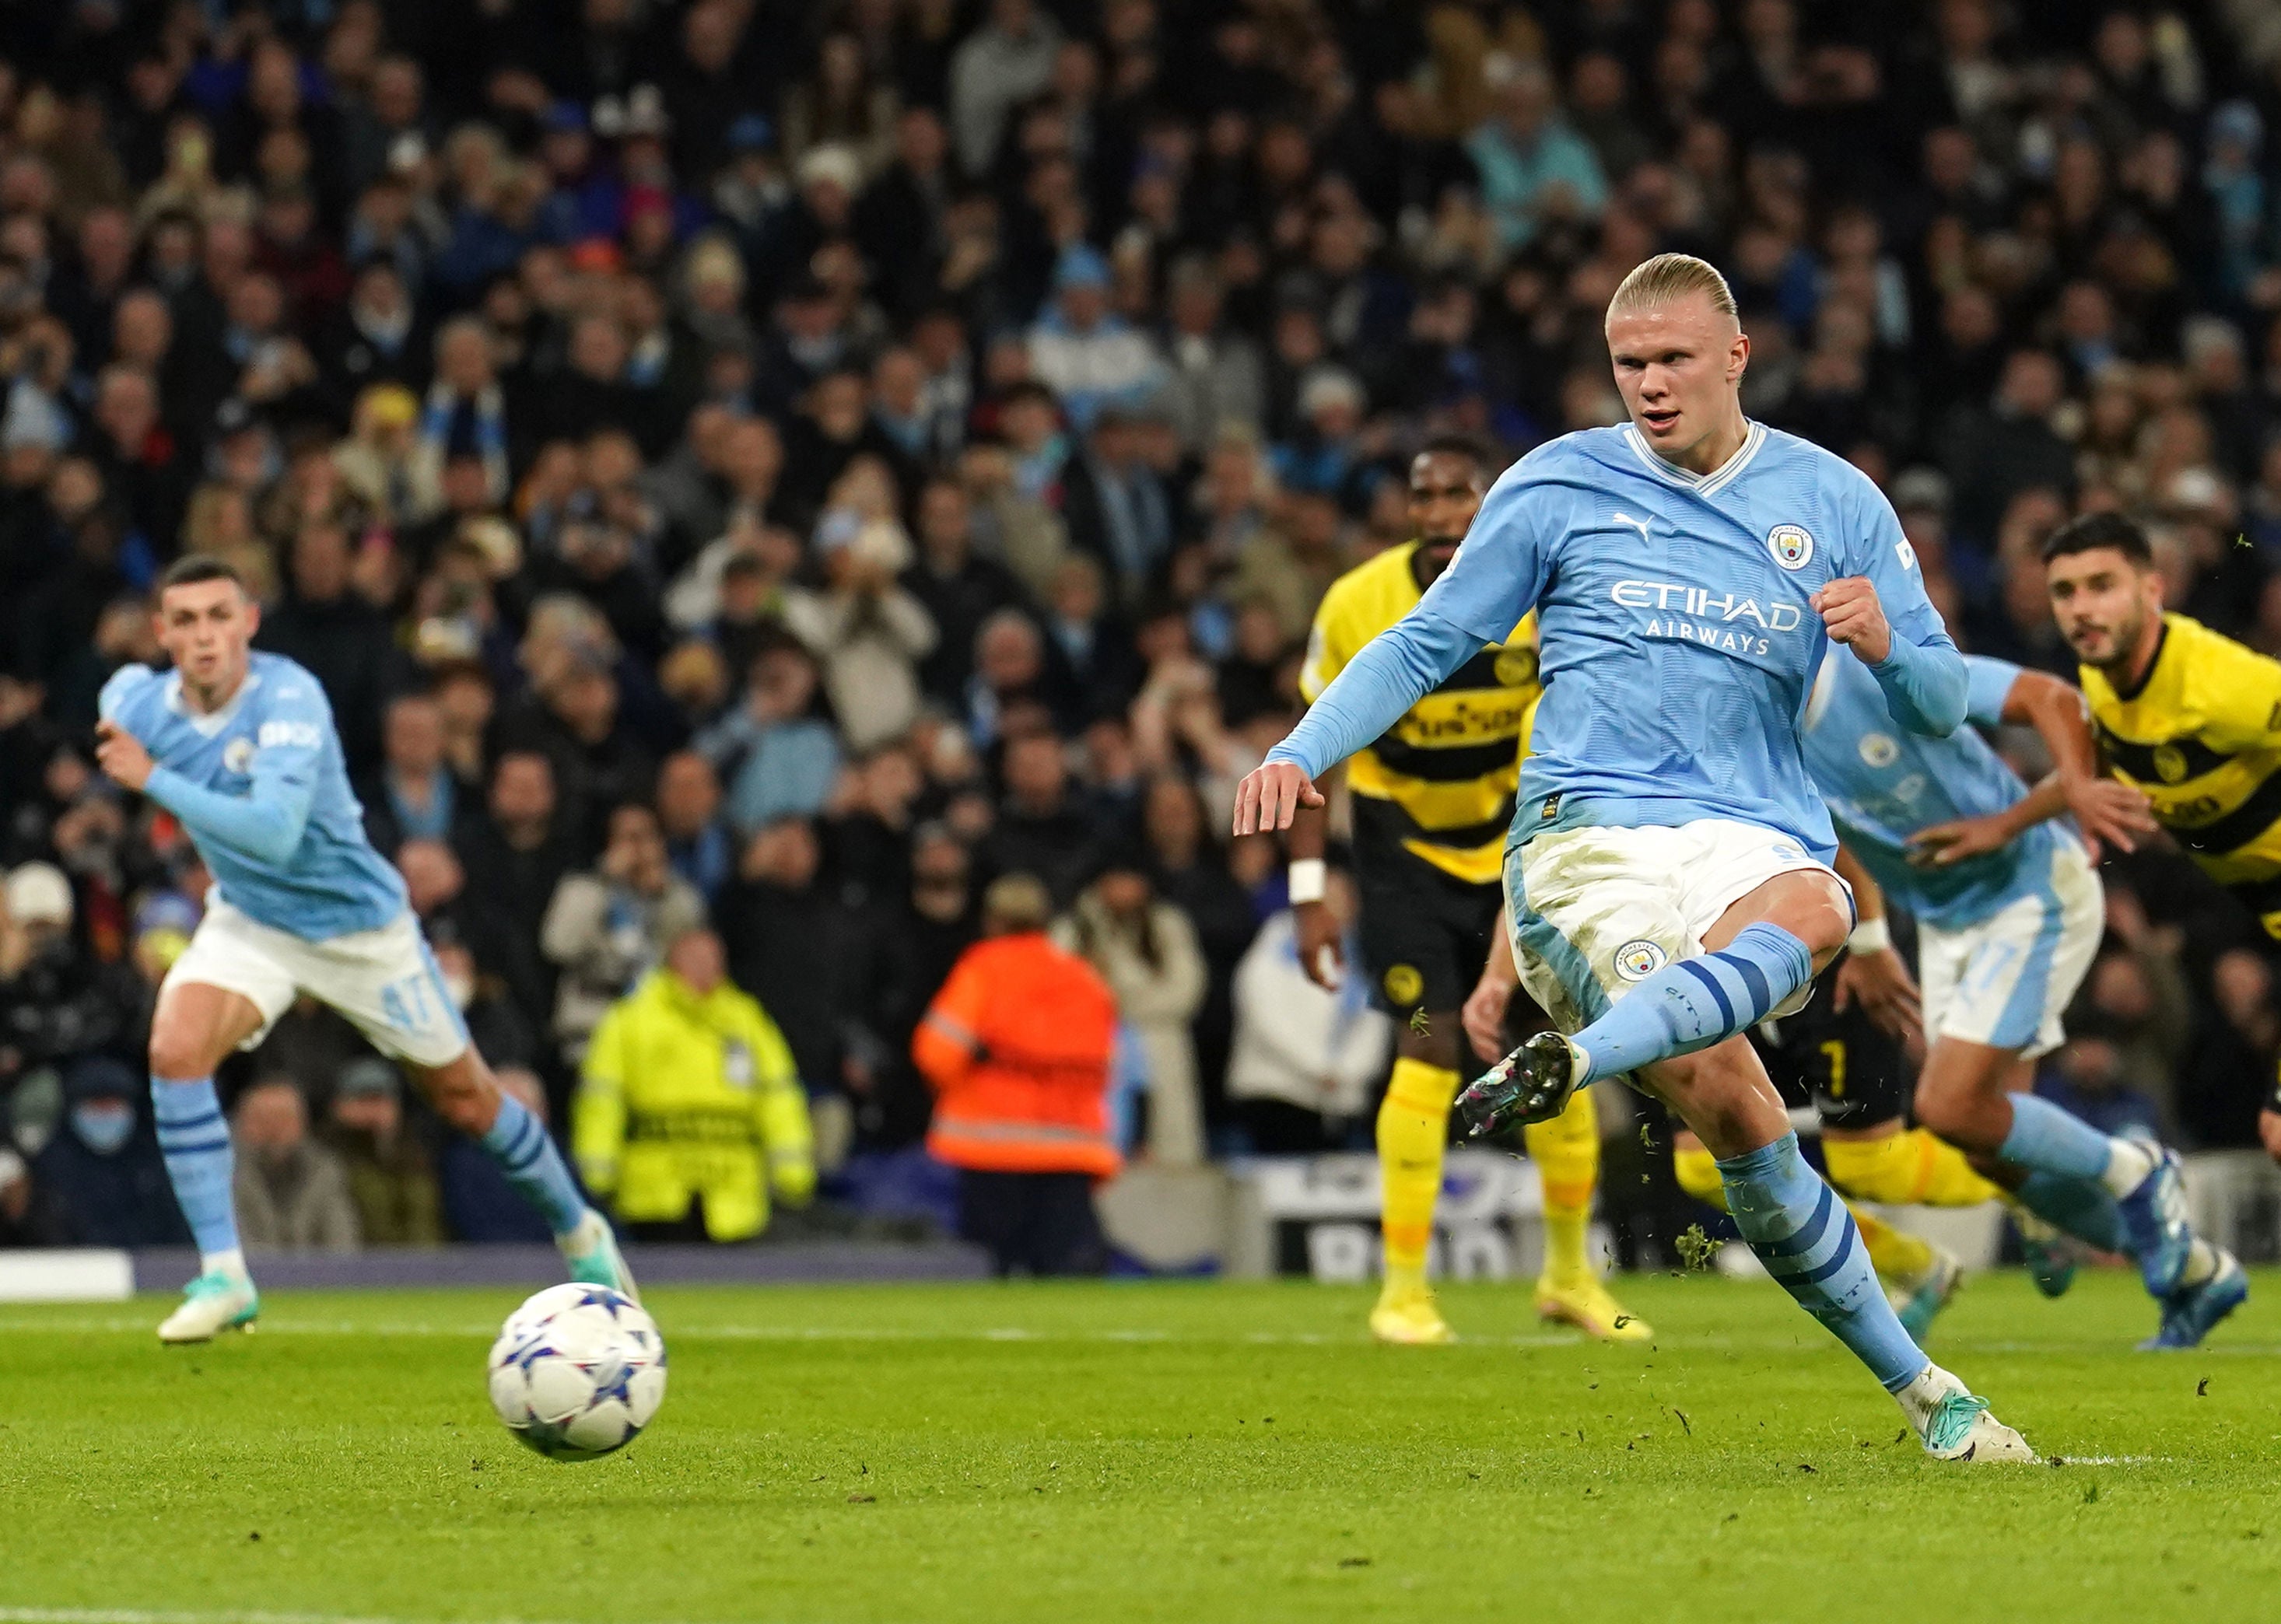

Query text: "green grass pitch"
[2, 1267, 2277, 1624]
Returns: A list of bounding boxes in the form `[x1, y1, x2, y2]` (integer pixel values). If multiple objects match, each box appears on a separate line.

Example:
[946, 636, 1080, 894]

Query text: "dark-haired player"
[2047, 509, 2281, 1179]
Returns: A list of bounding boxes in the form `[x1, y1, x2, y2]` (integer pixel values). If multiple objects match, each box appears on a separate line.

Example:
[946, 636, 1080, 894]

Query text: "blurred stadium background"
[4, 0, 2281, 1299]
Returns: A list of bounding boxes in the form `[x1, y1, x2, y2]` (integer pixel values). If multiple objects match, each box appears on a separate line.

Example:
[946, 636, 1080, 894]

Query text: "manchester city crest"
[1858, 733, 1898, 768]
[222, 737, 255, 775]
[1768, 523, 1814, 570]
[2153, 743, 2189, 784]
[1614, 939, 1667, 982]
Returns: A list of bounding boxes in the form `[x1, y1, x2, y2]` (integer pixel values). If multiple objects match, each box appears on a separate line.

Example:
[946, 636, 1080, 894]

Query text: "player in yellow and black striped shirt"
[1285, 435, 1642, 1347]
[2044, 509, 2281, 1160]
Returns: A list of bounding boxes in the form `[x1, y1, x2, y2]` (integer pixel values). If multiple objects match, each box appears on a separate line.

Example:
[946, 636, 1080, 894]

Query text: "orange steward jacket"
[913, 931, 1121, 1177]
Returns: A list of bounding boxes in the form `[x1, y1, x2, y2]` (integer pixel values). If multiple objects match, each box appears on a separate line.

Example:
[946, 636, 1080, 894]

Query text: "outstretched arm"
[1234, 610, 1481, 834]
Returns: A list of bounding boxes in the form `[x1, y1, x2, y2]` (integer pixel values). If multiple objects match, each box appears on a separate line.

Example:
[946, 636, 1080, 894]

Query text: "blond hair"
[1606, 253, 1738, 325]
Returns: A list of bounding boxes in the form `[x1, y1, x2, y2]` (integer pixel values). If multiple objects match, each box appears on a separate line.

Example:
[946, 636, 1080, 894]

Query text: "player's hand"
[1293, 900, 1344, 989]
[1461, 971, 1514, 1064]
[2261, 1108, 2281, 1165]
[1232, 761, 1323, 835]
[2063, 776, 2157, 863]
[1832, 943, 1922, 1045]
[93, 720, 154, 792]
[1906, 813, 2009, 868]
[1810, 576, 1891, 664]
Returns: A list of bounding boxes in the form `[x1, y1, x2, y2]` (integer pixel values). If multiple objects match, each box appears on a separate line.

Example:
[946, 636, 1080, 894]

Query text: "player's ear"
[1727, 328, 1750, 382]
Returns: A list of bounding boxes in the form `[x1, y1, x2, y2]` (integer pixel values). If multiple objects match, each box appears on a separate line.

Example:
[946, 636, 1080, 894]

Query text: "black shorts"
[1747, 950, 1909, 1132]
[1354, 809, 1502, 1016]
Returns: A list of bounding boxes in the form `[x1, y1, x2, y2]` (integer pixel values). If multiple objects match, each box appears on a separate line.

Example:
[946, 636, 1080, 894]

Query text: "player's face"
[155, 579, 258, 698]
[2045, 547, 2161, 668]
[1407, 450, 1484, 576]
[1606, 294, 1750, 469]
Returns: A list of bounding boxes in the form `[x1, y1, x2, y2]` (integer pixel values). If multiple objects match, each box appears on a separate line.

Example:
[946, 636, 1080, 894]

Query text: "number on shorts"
[1820, 1038, 1847, 1100]
[381, 971, 434, 1032]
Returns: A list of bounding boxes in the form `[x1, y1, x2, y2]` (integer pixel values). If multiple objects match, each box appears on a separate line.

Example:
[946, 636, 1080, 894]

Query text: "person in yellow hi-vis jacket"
[575, 925, 815, 1242]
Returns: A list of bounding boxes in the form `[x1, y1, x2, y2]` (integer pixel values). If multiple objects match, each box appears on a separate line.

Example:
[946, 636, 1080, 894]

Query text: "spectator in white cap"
[1027, 244, 1163, 432]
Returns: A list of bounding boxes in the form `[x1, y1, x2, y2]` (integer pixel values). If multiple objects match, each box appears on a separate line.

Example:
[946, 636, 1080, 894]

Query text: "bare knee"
[412, 1052, 498, 1136]
[148, 1024, 218, 1082]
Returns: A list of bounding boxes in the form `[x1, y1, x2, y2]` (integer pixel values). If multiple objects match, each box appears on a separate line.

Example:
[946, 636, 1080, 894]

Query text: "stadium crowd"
[3, 0, 2281, 1255]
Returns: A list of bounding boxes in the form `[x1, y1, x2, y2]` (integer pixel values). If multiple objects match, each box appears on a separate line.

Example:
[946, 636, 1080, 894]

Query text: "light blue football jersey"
[1417, 421, 1959, 862]
[1803, 650, 2076, 928]
[102, 652, 408, 940]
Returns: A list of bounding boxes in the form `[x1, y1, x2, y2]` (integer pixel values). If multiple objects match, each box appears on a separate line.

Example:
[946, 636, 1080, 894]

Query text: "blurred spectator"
[699, 637, 843, 835]
[0, 860, 127, 1087]
[361, 692, 456, 855]
[1055, 851, 1207, 1166]
[914, 873, 1116, 1275]
[575, 924, 815, 1242]
[26, 1055, 188, 1246]
[541, 802, 705, 1067]
[783, 475, 937, 751]
[232, 1076, 361, 1252]
[2181, 949, 2279, 1150]
[1467, 59, 1607, 252]
[904, 476, 1029, 705]
[983, 730, 1102, 904]
[656, 750, 732, 908]
[324, 1056, 443, 1247]
[1027, 246, 1164, 432]
[1226, 867, 1391, 1152]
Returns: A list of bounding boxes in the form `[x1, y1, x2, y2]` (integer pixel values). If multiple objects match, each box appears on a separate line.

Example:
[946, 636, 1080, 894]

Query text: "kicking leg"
[1645, 1041, 2033, 1461]
[406, 1047, 638, 1302]
[149, 981, 265, 1344]
[1462, 869, 1850, 1134]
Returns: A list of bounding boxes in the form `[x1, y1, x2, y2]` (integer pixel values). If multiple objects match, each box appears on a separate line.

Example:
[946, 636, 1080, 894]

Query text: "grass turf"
[0, 1267, 2276, 1624]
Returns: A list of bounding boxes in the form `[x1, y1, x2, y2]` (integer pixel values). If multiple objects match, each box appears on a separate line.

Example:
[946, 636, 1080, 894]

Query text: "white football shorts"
[163, 898, 471, 1068]
[1505, 818, 1849, 1038]
[1918, 835, 2102, 1059]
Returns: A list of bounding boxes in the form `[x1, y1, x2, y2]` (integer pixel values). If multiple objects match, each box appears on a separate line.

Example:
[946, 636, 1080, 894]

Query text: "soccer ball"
[486, 1283, 667, 1461]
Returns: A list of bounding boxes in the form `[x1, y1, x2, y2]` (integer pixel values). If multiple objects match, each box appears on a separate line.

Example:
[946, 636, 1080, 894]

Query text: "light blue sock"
[482, 1094, 587, 1237]
[1997, 1094, 2115, 1183]
[1719, 1132, 1927, 1392]
[152, 1076, 240, 1264]
[2014, 1171, 2127, 1253]
[1572, 922, 1814, 1083]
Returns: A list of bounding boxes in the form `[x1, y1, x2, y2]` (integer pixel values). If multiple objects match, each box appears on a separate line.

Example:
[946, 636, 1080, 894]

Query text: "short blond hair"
[1606, 253, 1738, 325]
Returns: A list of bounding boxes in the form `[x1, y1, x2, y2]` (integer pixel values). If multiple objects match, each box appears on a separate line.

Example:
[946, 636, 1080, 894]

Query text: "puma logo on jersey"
[1611, 511, 1652, 542]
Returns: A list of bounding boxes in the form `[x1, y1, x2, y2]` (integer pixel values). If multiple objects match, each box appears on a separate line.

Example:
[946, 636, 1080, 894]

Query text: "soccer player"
[95, 558, 635, 1342]
[1237, 253, 2034, 1461]
[1290, 434, 1644, 1346]
[2044, 510, 2281, 1170]
[1761, 646, 2233, 1349]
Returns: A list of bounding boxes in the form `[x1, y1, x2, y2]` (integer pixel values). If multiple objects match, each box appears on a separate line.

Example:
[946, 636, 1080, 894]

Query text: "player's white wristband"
[1848, 916, 1892, 955]
[1288, 858, 1327, 905]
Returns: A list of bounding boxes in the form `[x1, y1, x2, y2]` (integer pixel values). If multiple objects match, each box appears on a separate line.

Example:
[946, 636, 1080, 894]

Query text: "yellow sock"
[1523, 1084, 1600, 1283]
[1378, 1058, 1459, 1293]
[1851, 1206, 1936, 1284]
[1673, 1141, 1728, 1209]
[1823, 1127, 2002, 1209]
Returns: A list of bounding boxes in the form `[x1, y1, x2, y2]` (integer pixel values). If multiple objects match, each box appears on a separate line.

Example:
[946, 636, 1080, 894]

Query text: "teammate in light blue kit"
[1236, 254, 2032, 1461]
[96, 555, 635, 1342]
[1804, 647, 2244, 1349]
